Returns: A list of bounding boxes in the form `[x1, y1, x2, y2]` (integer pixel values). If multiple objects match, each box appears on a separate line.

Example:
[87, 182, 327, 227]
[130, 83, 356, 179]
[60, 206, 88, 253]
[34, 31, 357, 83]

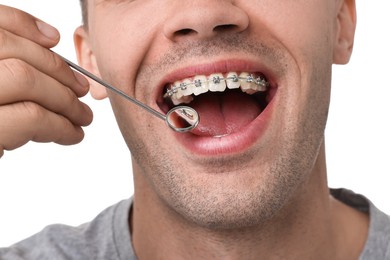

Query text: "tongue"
[191, 91, 262, 136]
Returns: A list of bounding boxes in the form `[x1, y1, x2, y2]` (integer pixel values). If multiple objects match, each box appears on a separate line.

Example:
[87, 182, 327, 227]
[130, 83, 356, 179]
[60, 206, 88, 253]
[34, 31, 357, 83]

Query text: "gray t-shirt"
[1, 189, 389, 259]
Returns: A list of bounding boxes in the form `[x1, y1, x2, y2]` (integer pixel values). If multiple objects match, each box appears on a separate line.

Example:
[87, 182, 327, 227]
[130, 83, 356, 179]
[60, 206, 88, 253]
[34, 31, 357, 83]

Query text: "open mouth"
[161, 71, 275, 137]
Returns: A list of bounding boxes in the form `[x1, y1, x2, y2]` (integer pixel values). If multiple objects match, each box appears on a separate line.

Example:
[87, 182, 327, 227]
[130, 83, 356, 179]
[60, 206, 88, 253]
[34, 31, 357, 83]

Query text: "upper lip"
[154, 58, 277, 112]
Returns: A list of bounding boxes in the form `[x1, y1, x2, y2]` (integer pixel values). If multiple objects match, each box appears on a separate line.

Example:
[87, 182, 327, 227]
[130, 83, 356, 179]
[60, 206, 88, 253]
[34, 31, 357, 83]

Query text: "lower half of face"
[109, 51, 332, 230]
[93, 0, 335, 230]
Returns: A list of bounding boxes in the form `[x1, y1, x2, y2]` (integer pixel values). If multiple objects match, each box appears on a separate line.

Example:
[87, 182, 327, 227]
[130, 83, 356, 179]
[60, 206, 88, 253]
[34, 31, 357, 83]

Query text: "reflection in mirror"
[166, 106, 200, 132]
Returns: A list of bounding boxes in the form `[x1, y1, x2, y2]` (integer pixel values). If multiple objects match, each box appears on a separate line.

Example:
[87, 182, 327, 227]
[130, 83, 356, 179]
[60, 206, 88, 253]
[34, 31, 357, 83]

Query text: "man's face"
[80, 0, 354, 228]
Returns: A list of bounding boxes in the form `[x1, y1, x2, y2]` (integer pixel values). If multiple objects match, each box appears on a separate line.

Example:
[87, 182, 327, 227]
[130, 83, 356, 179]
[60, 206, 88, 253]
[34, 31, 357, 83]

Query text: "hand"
[0, 5, 93, 158]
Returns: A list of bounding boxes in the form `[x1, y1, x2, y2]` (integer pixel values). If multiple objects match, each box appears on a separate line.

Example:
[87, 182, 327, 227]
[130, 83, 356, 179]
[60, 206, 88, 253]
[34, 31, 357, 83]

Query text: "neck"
[130, 143, 368, 259]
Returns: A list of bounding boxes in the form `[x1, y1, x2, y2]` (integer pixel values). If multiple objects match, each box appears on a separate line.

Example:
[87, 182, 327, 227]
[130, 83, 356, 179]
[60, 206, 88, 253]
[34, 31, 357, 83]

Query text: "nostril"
[213, 24, 239, 33]
[164, 4, 249, 42]
[173, 24, 240, 39]
[174, 28, 196, 37]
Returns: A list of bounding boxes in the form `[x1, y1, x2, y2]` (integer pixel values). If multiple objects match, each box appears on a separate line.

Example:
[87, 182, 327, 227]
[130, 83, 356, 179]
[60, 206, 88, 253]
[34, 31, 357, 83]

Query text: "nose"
[163, 1, 249, 42]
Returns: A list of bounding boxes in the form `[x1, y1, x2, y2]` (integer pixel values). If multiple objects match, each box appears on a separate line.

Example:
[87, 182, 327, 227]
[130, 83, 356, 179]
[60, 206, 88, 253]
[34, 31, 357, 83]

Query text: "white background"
[0, 0, 389, 246]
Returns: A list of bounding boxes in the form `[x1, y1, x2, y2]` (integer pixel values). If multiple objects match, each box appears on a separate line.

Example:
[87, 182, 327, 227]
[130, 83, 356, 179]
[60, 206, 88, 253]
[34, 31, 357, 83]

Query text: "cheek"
[88, 4, 163, 87]
[257, 1, 334, 110]
[245, 0, 334, 63]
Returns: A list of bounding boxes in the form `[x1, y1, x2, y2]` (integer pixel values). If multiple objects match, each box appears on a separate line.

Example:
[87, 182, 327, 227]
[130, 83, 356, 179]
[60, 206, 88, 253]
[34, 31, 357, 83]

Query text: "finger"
[0, 59, 93, 127]
[0, 29, 90, 98]
[0, 4, 60, 48]
[0, 102, 86, 152]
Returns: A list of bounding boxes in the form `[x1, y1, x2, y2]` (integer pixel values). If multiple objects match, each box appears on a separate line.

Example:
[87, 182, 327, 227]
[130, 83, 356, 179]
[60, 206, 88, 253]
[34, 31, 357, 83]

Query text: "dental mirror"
[57, 53, 199, 132]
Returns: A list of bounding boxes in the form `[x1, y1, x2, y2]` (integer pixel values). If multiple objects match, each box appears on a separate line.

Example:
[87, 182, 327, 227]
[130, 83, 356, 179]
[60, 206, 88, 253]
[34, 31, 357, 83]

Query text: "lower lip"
[172, 97, 275, 156]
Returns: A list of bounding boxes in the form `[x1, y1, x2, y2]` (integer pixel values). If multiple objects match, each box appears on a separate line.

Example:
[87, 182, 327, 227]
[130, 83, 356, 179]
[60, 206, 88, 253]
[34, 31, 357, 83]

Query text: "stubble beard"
[130, 126, 323, 231]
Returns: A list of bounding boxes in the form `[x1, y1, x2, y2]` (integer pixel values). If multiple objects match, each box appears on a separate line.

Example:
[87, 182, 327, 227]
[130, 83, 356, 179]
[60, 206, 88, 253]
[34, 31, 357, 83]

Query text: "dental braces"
[164, 74, 269, 98]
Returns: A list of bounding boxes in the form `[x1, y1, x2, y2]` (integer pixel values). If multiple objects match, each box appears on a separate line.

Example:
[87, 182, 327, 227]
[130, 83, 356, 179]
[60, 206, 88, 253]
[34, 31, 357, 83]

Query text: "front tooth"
[209, 73, 226, 92]
[193, 75, 208, 96]
[226, 72, 240, 89]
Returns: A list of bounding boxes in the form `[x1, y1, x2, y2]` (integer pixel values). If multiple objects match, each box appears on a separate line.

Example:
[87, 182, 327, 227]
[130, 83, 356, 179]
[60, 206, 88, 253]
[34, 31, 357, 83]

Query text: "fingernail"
[36, 20, 59, 40]
[74, 72, 89, 89]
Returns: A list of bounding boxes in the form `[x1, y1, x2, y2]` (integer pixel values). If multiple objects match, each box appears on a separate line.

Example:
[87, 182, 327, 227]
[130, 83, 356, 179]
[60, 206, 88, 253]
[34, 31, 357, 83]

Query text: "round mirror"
[166, 106, 199, 132]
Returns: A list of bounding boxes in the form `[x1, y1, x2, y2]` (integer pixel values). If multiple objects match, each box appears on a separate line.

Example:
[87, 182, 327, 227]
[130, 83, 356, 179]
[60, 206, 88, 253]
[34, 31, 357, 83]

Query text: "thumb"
[0, 4, 60, 48]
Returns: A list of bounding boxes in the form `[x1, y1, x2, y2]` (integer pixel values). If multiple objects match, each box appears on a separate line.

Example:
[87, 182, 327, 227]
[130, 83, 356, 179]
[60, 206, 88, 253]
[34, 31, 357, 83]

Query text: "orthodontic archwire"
[164, 74, 270, 98]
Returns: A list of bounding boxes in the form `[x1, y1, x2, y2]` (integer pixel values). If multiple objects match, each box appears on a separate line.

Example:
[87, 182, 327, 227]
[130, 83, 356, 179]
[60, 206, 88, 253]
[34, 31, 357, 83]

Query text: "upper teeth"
[164, 72, 269, 105]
